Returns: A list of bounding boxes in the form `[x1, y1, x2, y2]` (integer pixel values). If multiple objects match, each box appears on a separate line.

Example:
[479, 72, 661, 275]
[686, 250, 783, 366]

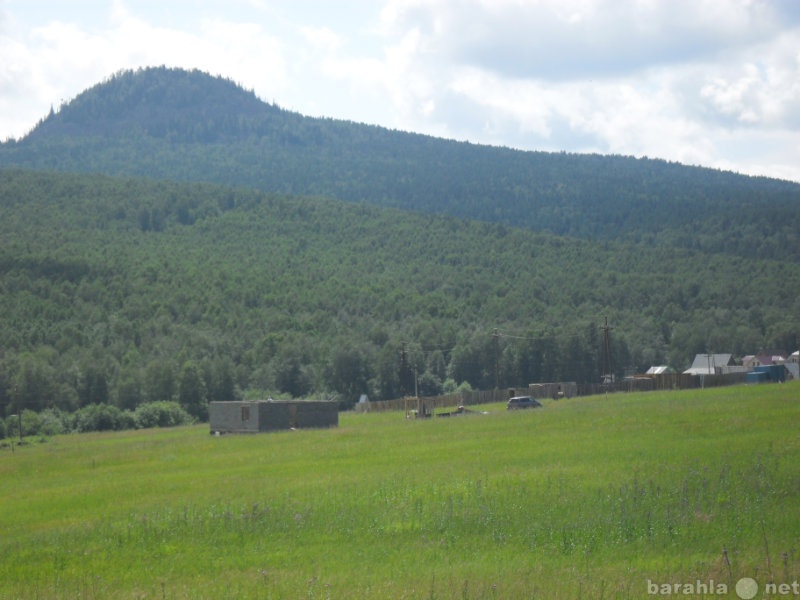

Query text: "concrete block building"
[209, 400, 338, 434]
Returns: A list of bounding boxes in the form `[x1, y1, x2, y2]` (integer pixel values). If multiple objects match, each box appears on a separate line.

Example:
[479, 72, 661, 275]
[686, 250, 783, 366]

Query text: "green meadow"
[2, 383, 798, 599]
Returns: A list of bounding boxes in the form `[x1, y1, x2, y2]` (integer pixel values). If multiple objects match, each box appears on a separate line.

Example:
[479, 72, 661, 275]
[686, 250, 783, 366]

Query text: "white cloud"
[696, 32, 800, 130]
[301, 26, 342, 52]
[367, 0, 800, 180]
[379, 0, 796, 79]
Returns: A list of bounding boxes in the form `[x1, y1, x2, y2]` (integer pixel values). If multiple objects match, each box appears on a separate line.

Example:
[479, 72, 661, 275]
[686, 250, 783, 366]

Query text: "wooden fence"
[359, 388, 508, 414]
[576, 372, 748, 396]
[360, 372, 749, 414]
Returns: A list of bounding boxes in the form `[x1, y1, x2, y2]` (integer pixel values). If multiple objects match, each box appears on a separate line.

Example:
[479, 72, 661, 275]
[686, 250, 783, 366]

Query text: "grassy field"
[1, 383, 798, 599]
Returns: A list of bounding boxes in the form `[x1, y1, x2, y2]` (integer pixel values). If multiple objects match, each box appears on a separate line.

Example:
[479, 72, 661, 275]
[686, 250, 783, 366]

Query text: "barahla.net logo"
[647, 577, 800, 598]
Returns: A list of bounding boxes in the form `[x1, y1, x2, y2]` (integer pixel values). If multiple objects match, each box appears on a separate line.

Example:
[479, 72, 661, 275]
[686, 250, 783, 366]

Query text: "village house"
[682, 353, 736, 376]
[742, 353, 787, 370]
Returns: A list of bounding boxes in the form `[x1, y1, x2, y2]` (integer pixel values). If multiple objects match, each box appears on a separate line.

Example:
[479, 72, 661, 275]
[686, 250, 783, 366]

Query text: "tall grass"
[1, 383, 798, 598]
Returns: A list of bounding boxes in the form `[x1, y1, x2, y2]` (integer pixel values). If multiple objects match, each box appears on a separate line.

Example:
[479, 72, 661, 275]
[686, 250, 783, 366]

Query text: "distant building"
[683, 353, 735, 375]
[742, 353, 787, 370]
[645, 366, 671, 375]
[209, 400, 338, 434]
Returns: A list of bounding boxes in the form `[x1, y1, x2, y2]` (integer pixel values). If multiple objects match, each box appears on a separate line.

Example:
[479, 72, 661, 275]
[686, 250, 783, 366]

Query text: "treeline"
[2, 67, 799, 262]
[1, 169, 798, 424]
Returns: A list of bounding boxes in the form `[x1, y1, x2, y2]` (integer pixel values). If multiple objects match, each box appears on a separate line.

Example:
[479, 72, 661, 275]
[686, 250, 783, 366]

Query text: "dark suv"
[506, 396, 542, 410]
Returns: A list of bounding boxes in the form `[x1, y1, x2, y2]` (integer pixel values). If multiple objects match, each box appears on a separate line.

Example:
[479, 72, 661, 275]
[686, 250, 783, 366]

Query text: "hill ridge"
[2, 67, 799, 261]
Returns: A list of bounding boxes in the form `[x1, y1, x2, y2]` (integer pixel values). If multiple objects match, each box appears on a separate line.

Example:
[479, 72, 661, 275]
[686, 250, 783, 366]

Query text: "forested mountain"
[0, 67, 799, 419]
[1, 169, 799, 416]
[2, 66, 799, 261]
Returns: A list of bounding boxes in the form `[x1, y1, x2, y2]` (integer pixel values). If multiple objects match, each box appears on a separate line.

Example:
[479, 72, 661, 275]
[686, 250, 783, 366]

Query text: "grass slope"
[1, 383, 799, 599]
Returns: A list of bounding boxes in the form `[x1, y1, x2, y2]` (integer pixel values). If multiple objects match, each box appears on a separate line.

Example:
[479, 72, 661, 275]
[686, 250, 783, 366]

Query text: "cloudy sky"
[2, 0, 799, 182]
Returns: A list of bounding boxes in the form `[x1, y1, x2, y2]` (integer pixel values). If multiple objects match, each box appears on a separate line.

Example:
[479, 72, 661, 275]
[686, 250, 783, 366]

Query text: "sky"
[1, 0, 800, 182]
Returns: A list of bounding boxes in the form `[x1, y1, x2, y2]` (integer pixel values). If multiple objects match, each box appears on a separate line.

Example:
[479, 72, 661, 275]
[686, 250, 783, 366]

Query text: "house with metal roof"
[683, 353, 735, 375]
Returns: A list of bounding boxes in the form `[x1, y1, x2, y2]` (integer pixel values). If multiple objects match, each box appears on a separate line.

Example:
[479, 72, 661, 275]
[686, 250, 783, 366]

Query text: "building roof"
[744, 353, 787, 366]
[683, 353, 734, 375]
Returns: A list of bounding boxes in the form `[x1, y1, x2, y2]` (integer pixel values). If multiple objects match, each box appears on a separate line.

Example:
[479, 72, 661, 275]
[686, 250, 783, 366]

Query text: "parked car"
[506, 396, 542, 410]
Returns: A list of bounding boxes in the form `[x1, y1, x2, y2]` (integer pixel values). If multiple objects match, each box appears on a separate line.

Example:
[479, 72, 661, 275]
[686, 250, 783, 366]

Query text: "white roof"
[683, 353, 732, 375]
[646, 366, 670, 375]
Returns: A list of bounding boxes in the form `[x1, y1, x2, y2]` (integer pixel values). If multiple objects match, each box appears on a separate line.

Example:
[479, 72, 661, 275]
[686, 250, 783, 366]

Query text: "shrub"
[0, 417, 5, 439]
[39, 408, 67, 436]
[134, 401, 193, 429]
[442, 379, 474, 395]
[119, 410, 137, 431]
[72, 404, 128, 433]
[21, 410, 43, 437]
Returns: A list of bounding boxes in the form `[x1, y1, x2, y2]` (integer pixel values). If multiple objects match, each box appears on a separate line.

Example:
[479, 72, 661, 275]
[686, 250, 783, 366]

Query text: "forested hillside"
[1, 169, 799, 417]
[2, 67, 799, 261]
[1, 67, 799, 421]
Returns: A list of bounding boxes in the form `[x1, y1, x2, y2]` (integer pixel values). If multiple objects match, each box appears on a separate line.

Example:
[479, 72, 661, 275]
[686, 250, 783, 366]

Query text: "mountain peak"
[27, 66, 279, 142]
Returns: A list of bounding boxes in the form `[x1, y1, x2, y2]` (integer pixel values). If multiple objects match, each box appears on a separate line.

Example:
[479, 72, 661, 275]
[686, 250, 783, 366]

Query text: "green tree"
[326, 347, 369, 408]
[178, 361, 208, 421]
[15, 353, 58, 413]
[273, 346, 312, 398]
[116, 367, 143, 410]
[77, 362, 110, 407]
[448, 334, 496, 390]
[417, 370, 442, 397]
[370, 343, 401, 401]
[144, 360, 176, 403]
[205, 357, 237, 403]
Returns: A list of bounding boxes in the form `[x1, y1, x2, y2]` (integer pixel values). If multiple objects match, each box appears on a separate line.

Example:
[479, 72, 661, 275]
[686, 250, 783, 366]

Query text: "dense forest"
[0, 67, 799, 425]
[1, 169, 798, 422]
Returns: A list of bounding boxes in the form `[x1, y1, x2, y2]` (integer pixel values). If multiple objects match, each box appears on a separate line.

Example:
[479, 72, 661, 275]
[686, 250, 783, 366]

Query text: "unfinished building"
[209, 400, 338, 434]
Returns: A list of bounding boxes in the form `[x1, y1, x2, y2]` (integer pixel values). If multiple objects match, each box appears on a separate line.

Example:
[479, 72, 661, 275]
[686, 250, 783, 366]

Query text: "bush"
[442, 379, 473, 394]
[21, 410, 43, 437]
[72, 404, 128, 433]
[417, 371, 443, 397]
[134, 401, 193, 429]
[39, 409, 67, 436]
[0, 403, 192, 438]
[119, 410, 137, 431]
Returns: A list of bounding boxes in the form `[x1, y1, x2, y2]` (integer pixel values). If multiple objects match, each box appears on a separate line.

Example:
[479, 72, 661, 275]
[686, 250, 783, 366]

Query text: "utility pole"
[601, 317, 614, 384]
[493, 329, 500, 389]
[15, 385, 21, 442]
[399, 342, 408, 397]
